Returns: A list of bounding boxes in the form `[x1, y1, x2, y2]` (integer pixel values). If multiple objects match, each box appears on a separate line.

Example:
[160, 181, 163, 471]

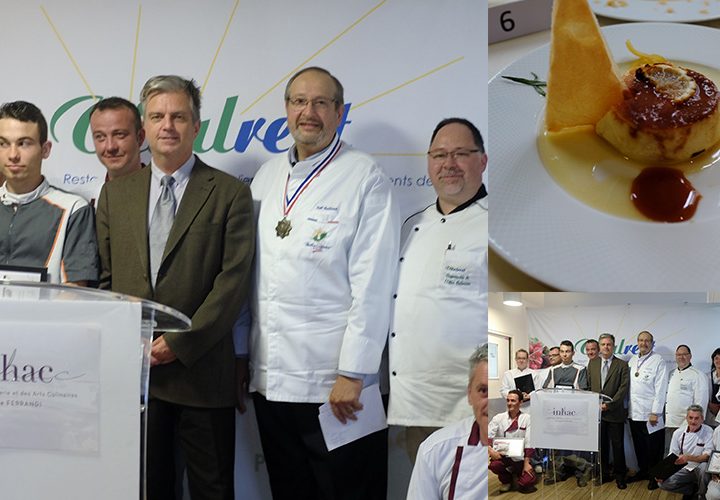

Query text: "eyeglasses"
[286, 96, 336, 111]
[427, 148, 480, 162]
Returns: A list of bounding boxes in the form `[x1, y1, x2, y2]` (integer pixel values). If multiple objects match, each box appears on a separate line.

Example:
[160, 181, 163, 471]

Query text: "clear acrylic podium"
[530, 388, 611, 498]
[0, 282, 190, 500]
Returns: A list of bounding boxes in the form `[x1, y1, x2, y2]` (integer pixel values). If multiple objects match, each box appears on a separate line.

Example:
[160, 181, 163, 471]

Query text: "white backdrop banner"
[530, 390, 600, 452]
[526, 304, 720, 373]
[2, 0, 487, 222]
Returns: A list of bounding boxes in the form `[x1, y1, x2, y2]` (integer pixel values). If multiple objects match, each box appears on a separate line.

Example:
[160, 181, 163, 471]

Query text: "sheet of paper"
[647, 416, 664, 434]
[318, 384, 387, 452]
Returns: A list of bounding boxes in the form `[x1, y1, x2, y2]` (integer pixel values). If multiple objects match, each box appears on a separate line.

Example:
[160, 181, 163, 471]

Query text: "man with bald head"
[388, 118, 487, 462]
[250, 66, 399, 499]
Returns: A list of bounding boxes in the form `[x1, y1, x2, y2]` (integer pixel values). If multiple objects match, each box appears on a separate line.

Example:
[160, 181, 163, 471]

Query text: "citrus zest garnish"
[626, 40, 667, 69]
[640, 63, 697, 103]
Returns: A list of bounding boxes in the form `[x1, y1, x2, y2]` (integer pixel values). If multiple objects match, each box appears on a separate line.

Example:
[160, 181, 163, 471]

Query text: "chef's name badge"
[441, 249, 481, 291]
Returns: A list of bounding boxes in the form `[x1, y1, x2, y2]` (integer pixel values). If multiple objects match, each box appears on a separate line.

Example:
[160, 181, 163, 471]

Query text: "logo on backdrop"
[575, 338, 641, 357]
[50, 96, 353, 155]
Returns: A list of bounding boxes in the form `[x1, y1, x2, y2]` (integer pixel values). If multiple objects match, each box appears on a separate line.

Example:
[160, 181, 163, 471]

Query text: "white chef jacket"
[407, 417, 486, 500]
[666, 365, 710, 427]
[249, 136, 400, 402]
[628, 351, 668, 421]
[500, 367, 535, 399]
[388, 198, 487, 426]
[669, 423, 713, 471]
[488, 411, 532, 462]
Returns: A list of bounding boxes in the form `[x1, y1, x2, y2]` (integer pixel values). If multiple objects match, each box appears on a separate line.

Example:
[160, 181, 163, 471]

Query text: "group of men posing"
[491, 331, 720, 500]
[0, 67, 486, 499]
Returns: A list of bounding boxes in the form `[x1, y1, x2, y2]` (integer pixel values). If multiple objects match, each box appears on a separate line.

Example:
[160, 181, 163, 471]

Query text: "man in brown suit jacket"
[96, 75, 254, 500]
[587, 333, 630, 490]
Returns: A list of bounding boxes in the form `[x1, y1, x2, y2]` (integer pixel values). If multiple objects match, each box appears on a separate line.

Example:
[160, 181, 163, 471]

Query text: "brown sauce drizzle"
[631, 167, 701, 222]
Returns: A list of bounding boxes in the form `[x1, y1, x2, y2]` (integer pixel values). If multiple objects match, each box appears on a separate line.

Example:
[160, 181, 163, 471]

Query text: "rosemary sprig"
[501, 72, 547, 97]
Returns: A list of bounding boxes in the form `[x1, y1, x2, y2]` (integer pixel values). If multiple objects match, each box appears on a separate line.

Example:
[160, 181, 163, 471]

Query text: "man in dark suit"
[96, 75, 254, 500]
[587, 333, 630, 490]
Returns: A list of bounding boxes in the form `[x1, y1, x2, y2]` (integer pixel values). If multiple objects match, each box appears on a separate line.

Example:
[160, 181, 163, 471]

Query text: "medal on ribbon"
[276, 135, 341, 239]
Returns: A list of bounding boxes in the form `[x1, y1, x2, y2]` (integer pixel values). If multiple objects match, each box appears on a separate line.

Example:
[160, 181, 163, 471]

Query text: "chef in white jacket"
[665, 344, 710, 452]
[407, 344, 488, 500]
[249, 67, 400, 500]
[388, 118, 487, 462]
[627, 330, 669, 489]
[499, 349, 535, 404]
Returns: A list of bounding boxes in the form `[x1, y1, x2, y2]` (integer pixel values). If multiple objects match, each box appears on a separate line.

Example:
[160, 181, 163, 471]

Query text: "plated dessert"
[538, 0, 720, 222]
[488, 4, 720, 290]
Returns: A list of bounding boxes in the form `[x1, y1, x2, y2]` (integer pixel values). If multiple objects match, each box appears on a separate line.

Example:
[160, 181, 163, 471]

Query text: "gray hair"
[598, 333, 615, 344]
[284, 67, 344, 108]
[469, 343, 488, 382]
[687, 404, 704, 416]
[140, 75, 201, 123]
[638, 330, 654, 342]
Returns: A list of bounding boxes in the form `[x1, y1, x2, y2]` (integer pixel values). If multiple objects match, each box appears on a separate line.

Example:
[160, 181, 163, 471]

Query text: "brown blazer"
[587, 355, 630, 423]
[96, 158, 254, 407]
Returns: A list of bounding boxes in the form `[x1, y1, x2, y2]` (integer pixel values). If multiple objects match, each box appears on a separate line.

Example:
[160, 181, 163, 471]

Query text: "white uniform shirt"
[407, 417, 486, 500]
[628, 351, 668, 421]
[250, 137, 400, 402]
[500, 367, 534, 399]
[388, 198, 487, 426]
[488, 411, 532, 462]
[666, 365, 710, 427]
[669, 423, 713, 470]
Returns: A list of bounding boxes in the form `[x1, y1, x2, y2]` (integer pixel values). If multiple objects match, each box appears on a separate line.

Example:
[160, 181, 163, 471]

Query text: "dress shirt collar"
[678, 363, 692, 372]
[150, 154, 195, 185]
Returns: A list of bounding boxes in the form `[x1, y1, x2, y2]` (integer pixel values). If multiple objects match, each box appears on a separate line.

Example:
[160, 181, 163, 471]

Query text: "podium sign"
[530, 390, 600, 452]
[0, 322, 101, 453]
[0, 295, 142, 500]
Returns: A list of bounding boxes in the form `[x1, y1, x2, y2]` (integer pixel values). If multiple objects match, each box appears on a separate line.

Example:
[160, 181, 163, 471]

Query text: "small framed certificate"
[0, 264, 47, 282]
[708, 451, 720, 474]
[492, 437, 525, 458]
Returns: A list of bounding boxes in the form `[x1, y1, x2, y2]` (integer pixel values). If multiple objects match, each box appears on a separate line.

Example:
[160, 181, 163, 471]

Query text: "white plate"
[489, 22, 720, 291]
[592, 0, 720, 23]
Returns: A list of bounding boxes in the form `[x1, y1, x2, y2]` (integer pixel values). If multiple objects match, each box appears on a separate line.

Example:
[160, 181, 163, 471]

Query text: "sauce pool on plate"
[631, 166, 702, 222]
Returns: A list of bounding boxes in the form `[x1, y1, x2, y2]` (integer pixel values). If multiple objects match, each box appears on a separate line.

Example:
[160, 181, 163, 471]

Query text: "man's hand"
[523, 461, 534, 476]
[675, 455, 689, 465]
[489, 447, 502, 461]
[235, 358, 249, 414]
[329, 375, 363, 424]
[649, 413, 659, 426]
[522, 392, 530, 402]
[150, 336, 177, 367]
[601, 403, 608, 412]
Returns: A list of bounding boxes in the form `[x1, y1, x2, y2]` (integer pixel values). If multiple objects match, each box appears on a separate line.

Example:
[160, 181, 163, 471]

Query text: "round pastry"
[596, 62, 720, 164]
